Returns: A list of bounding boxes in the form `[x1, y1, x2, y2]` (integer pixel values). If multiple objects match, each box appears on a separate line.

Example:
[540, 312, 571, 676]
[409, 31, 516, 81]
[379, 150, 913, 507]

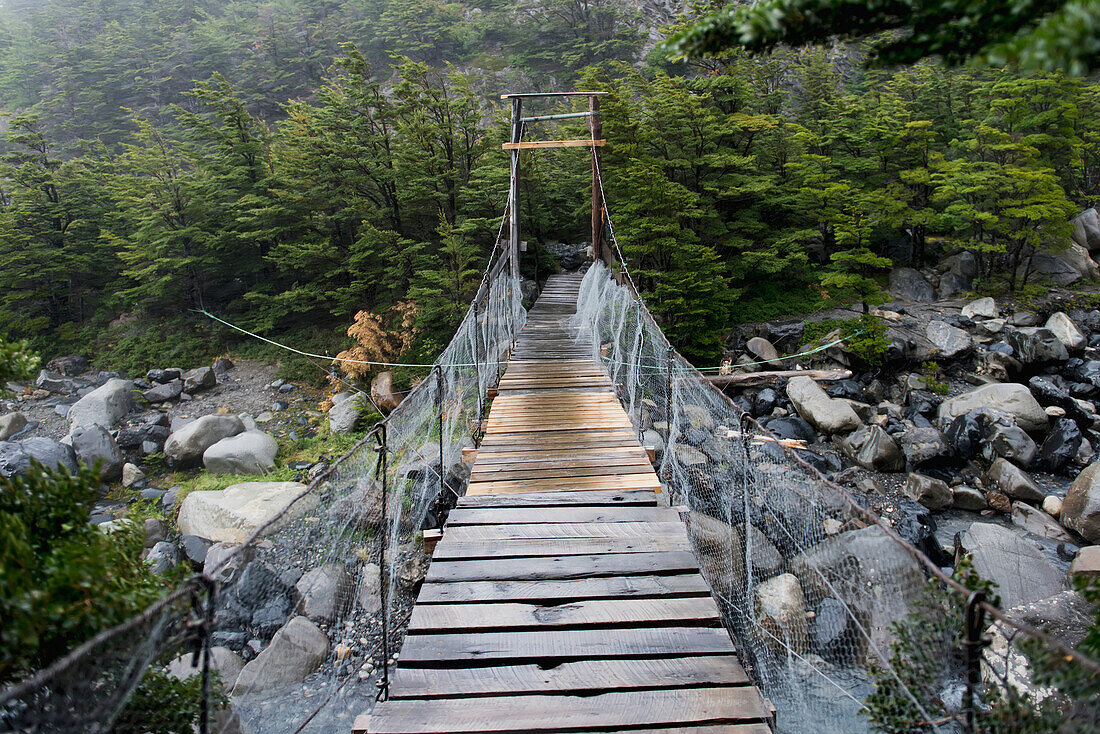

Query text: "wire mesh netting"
[0, 258, 524, 733]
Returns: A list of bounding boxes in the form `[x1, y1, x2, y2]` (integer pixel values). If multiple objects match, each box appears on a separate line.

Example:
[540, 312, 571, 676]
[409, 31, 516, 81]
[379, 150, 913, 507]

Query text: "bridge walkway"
[359, 272, 774, 733]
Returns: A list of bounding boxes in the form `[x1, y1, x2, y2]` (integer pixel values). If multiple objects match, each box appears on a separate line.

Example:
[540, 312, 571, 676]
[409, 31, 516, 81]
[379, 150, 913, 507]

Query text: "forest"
[1, 0, 1098, 368]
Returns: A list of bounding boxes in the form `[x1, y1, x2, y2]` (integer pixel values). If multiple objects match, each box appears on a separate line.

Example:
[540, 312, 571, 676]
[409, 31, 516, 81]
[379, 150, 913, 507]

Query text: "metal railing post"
[376, 425, 390, 701]
[963, 590, 988, 732]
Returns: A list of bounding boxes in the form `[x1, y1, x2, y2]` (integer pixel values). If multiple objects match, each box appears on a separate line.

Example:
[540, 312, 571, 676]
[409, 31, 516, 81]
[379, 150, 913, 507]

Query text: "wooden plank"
[398, 626, 737, 665]
[425, 551, 699, 583]
[408, 597, 721, 633]
[416, 574, 712, 604]
[446, 506, 678, 526]
[456, 489, 657, 507]
[388, 656, 750, 698]
[465, 474, 662, 496]
[441, 521, 687, 542]
[469, 463, 656, 482]
[432, 535, 689, 560]
[368, 686, 769, 733]
[469, 447, 651, 466]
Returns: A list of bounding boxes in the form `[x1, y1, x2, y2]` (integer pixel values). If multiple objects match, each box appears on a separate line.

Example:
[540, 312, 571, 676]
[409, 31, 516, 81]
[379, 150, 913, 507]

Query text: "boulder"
[1070, 546, 1100, 577]
[204, 542, 251, 585]
[295, 563, 353, 623]
[68, 379, 134, 429]
[0, 412, 28, 441]
[164, 415, 245, 465]
[46, 355, 89, 376]
[745, 336, 780, 364]
[0, 437, 78, 478]
[203, 430, 278, 475]
[888, 267, 935, 303]
[938, 384, 1048, 434]
[232, 617, 329, 696]
[986, 458, 1045, 503]
[1061, 461, 1100, 542]
[357, 563, 382, 614]
[183, 366, 216, 393]
[938, 271, 970, 298]
[1037, 417, 1082, 473]
[960, 523, 1064, 608]
[145, 541, 180, 574]
[177, 481, 318, 543]
[983, 422, 1038, 468]
[370, 371, 402, 413]
[212, 357, 235, 375]
[754, 573, 808, 653]
[329, 477, 383, 531]
[1024, 253, 1081, 286]
[786, 376, 861, 434]
[1046, 312, 1086, 352]
[904, 473, 952, 511]
[143, 379, 182, 403]
[952, 486, 988, 511]
[789, 525, 926, 661]
[35, 370, 72, 393]
[898, 427, 952, 468]
[68, 424, 124, 480]
[329, 395, 365, 434]
[838, 425, 904, 472]
[1058, 243, 1100, 281]
[926, 320, 972, 359]
[940, 250, 979, 279]
[962, 297, 997, 320]
[1073, 207, 1100, 251]
[1006, 328, 1069, 365]
[1011, 502, 1073, 542]
[167, 647, 245, 690]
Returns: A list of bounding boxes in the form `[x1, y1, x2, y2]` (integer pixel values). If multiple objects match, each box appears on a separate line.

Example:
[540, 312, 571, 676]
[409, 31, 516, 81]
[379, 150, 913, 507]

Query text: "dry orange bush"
[333, 300, 419, 381]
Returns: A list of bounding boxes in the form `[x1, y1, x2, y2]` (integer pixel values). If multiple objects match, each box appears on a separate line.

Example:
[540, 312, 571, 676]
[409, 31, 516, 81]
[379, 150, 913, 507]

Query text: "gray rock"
[905, 473, 952, 511]
[838, 425, 904, 472]
[938, 384, 1048, 434]
[786, 376, 861, 434]
[142, 379, 182, 403]
[1061, 461, 1100, 543]
[35, 369, 72, 393]
[745, 336, 780, 364]
[952, 486, 987, 511]
[46, 355, 89, 376]
[960, 523, 1064, 608]
[146, 541, 180, 574]
[1011, 311, 1042, 327]
[0, 437, 78, 478]
[1011, 502, 1073, 542]
[328, 395, 364, 435]
[1025, 253, 1081, 286]
[1007, 327, 1069, 365]
[898, 427, 952, 467]
[357, 563, 382, 614]
[940, 250, 979, 279]
[926, 320, 972, 359]
[167, 647, 245, 690]
[143, 518, 167, 548]
[177, 481, 317, 543]
[203, 542, 250, 584]
[0, 412, 28, 441]
[212, 357, 234, 375]
[1045, 312, 1086, 352]
[889, 267, 935, 302]
[68, 378, 134, 429]
[122, 462, 145, 488]
[164, 415, 245, 465]
[962, 297, 997, 320]
[987, 457, 1045, 503]
[938, 270, 970, 298]
[1073, 207, 1100, 251]
[984, 423, 1038, 468]
[180, 535, 210, 566]
[296, 564, 353, 623]
[232, 617, 329, 696]
[202, 430, 278, 475]
[370, 371, 402, 412]
[754, 573, 808, 653]
[681, 404, 716, 431]
[183, 366, 216, 393]
[1056, 243, 1100, 281]
[68, 424, 123, 480]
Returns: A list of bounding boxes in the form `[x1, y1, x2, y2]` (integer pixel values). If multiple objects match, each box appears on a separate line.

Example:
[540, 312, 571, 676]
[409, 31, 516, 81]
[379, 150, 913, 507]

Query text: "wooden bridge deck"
[359, 273, 773, 734]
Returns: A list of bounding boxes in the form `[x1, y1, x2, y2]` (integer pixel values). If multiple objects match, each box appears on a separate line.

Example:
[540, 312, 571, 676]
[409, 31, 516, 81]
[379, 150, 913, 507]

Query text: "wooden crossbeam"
[502, 139, 607, 150]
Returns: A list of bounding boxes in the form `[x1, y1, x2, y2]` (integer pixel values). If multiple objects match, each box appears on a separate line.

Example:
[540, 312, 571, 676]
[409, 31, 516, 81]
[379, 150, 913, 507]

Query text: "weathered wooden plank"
[388, 655, 750, 698]
[416, 574, 712, 604]
[447, 505, 678, 526]
[368, 686, 769, 733]
[441, 521, 687, 542]
[465, 474, 662, 495]
[432, 535, 689, 560]
[470, 463, 657, 482]
[425, 551, 699, 583]
[456, 489, 656, 507]
[408, 597, 720, 633]
[468, 448, 652, 467]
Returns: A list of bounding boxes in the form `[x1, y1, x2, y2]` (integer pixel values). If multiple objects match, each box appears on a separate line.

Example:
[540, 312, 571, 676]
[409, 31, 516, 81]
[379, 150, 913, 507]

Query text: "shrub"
[803, 314, 890, 366]
[0, 335, 40, 384]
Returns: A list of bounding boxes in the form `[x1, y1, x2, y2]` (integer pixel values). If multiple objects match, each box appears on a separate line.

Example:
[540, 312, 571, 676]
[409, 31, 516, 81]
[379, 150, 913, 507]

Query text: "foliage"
[0, 335, 40, 383]
[665, 0, 1100, 76]
[0, 463, 170, 683]
[920, 361, 950, 395]
[803, 314, 890, 366]
[114, 668, 226, 734]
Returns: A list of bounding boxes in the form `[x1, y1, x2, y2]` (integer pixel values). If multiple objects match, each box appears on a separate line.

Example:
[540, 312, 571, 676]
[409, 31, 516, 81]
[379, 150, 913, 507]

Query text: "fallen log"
[705, 369, 852, 388]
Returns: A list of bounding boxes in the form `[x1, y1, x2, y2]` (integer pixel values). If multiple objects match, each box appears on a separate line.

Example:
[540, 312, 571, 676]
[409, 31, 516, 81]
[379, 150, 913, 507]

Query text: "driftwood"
[705, 369, 852, 389]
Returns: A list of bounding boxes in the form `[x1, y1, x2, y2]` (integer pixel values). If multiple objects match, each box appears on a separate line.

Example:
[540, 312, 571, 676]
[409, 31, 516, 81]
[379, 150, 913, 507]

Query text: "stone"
[0, 412, 28, 441]
[952, 486, 987, 511]
[183, 366, 216, 393]
[1006, 327, 1069, 365]
[765, 416, 815, 442]
[1070, 546, 1100, 577]
[838, 425, 904, 472]
[164, 414, 245, 465]
[232, 617, 329, 696]
[1025, 253, 1081, 285]
[1011, 502, 1073, 542]
[944, 412, 984, 460]
[926, 320, 972, 359]
[122, 462, 145, 488]
[0, 437, 78, 478]
[745, 336, 780, 364]
[68, 378, 134, 429]
[203, 430, 278, 475]
[143, 518, 167, 548]
[204, 542, 251, 584]
[142, 379, 183, 403]
[47, 355, 89, 376]
[987, 458, 1045, 503]
[1073, 207, 1100, 251]
[938, 270, 970, 298]
[938, 384, 1048, 434]
[177, 481, 318, 543]
[898, 427, 952, 468]
[1038, 417, 1082, 473]
[790, 525, 926, 661]
[984, 422, 1038, 468]
[681, 404, 716, 431]
[754, 573, 808, 653]
[960, 523, 1064, 608]
[904, 473, 953, 511]
[180, 535, 210, 566]
[1061, 461, 1100, 543]
[255, 411, 274, 424]
[212, 357, 234, 375]
[68, 424, 124, 480]
[146, 541, 179, 574]
[1057, 243, 1100, 281]
[786, 376, 861, 434]
[370, 371, 402, 412]
[888, 267, 935, 302]
[1043, 495, 1063, 518]
[357, 563, 382, 614]
[35, 369, 73, 393]
[329, 395, 365, 435]
[167, 647, 244, 690]
[1045, 312, 1086, 352]
[295, 563, 353, 623]
[962, 297, 997, 320]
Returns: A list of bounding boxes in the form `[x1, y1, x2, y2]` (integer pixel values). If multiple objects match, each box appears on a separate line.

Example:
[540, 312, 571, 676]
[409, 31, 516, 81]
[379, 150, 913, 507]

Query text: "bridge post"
[509, 98, 522, 282]
[589, 94, 606, 266]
